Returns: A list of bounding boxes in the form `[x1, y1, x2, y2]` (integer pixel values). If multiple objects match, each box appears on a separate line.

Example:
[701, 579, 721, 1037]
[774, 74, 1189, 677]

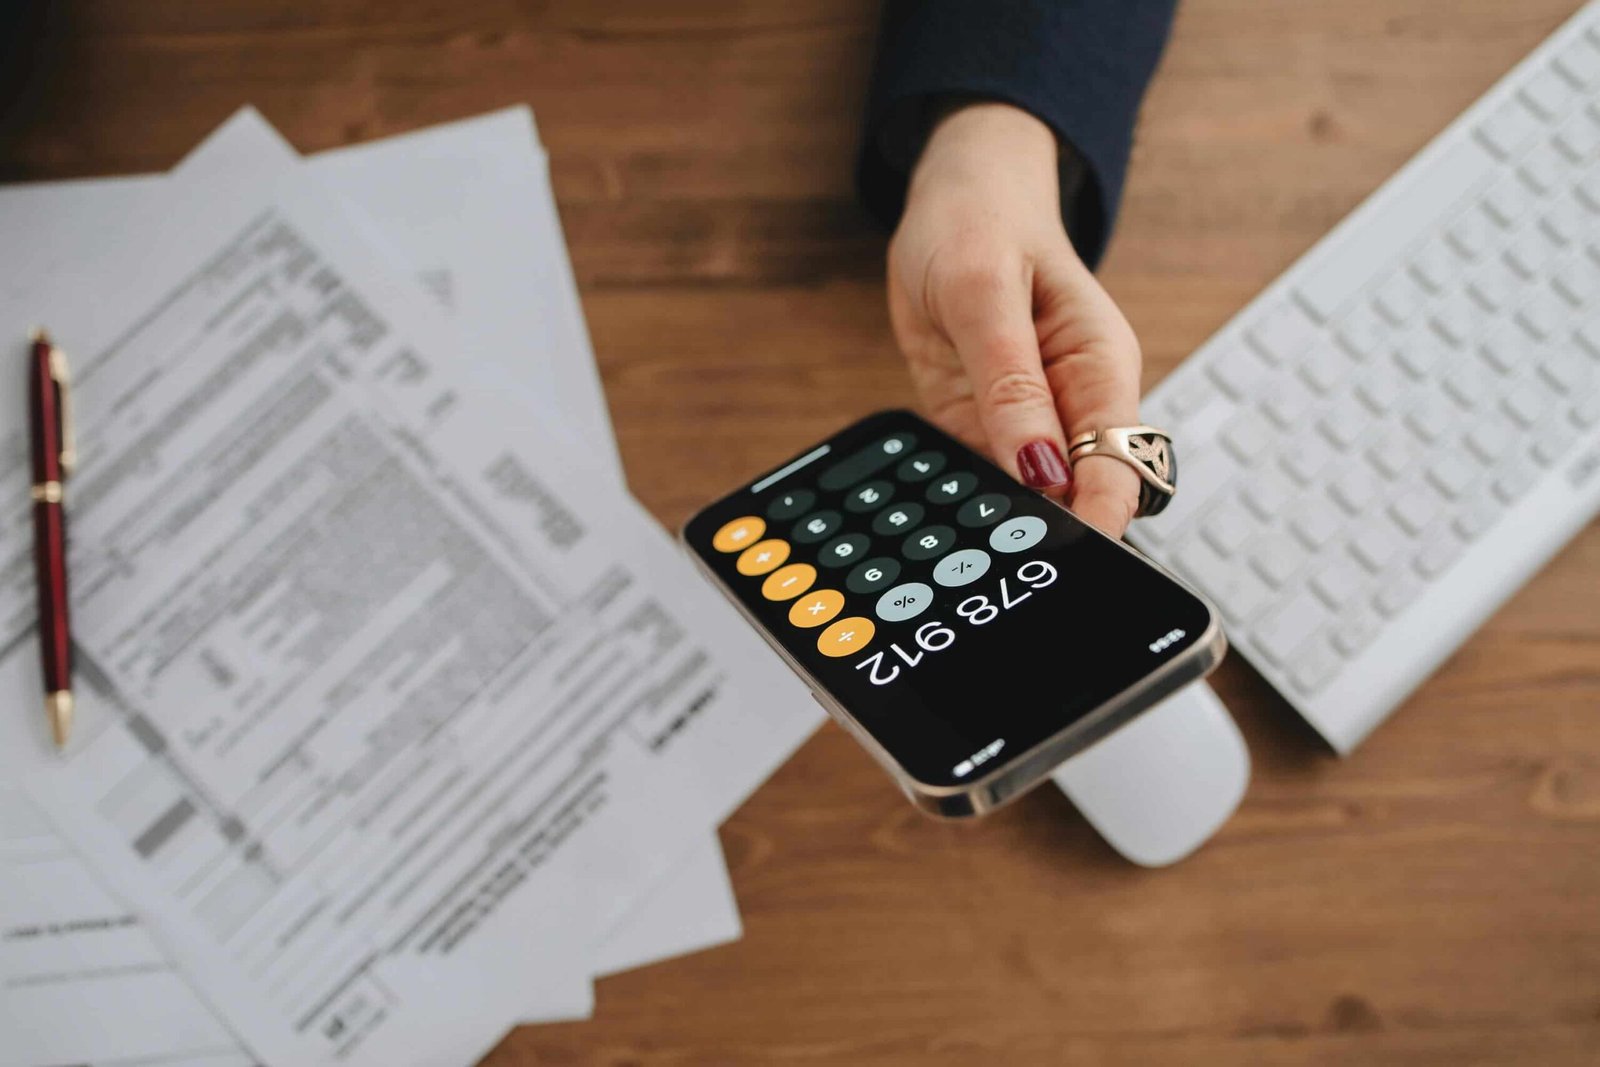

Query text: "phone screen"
[685, 411, 1216, 790]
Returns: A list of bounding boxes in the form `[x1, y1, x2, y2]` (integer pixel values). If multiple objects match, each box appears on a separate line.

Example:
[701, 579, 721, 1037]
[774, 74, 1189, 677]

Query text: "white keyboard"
[1132, 2, 1600, 753]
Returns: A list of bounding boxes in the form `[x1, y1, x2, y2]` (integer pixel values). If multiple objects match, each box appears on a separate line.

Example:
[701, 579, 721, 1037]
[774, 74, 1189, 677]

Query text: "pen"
[28, 328, 74, 748]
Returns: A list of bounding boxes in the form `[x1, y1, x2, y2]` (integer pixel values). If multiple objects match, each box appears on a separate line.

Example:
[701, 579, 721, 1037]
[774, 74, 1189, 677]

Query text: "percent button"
[932, 548, 991, 588]
[875, 581, 934, 622]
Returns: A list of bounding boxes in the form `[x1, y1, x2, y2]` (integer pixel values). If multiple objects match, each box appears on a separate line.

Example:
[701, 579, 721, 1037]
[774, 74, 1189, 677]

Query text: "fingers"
[931, 257, 1073, 499]
[1036, 255, 1145, 538]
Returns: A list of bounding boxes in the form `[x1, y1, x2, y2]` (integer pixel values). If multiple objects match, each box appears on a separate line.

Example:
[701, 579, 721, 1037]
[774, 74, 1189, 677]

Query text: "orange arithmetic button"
[788, 589, 845, 628]
[817, 616, 875, 657]
[713, 515, 766, 553]
[736, 538, 791, 577]
[761, 562, 817, 602]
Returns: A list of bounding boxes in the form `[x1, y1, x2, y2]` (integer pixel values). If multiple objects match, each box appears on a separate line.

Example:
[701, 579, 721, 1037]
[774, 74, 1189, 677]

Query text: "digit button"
[819, 533, 869, 568]
[902, 525, 956, 561]
[926, 472, 978, 504]
[791, 510, 842, 544]
[846, 557, 901, 594]
[844, 480, 894, 513]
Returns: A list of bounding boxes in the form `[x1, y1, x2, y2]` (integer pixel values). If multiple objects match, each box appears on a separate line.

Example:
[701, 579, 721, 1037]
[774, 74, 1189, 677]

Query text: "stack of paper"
[0, 108, 825, 1066]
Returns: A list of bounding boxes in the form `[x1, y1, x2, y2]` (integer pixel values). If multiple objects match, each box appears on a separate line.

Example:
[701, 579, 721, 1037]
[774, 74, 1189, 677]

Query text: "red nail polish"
[1016, 440, 1072, 490]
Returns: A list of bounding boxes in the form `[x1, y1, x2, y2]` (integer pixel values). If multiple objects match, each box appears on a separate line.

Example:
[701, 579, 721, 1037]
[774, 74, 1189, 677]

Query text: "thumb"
[934, 261, 1073, 498]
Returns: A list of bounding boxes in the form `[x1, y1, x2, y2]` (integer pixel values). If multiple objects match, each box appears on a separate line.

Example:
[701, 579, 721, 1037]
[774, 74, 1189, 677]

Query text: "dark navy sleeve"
[856, 0, 1179, 269]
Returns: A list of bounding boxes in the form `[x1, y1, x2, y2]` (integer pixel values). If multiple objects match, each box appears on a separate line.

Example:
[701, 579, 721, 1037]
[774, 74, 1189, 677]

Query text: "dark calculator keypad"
[707, 426, 1052, 658]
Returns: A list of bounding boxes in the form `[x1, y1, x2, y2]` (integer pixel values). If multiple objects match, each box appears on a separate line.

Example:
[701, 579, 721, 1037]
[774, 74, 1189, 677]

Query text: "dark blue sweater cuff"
[856, 0, 1178, 270]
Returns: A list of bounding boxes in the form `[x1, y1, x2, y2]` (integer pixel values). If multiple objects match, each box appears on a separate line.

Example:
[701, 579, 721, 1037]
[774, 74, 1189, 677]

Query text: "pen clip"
[46, 342, 75, 480]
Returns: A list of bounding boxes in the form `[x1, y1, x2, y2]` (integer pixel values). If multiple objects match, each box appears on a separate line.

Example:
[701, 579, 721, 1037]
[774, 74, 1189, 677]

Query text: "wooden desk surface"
[4, 2, 1597, 1063]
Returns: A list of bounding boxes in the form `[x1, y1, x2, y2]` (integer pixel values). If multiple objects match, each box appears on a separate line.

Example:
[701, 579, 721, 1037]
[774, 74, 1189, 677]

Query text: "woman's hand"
[888, 102, 1144, 538]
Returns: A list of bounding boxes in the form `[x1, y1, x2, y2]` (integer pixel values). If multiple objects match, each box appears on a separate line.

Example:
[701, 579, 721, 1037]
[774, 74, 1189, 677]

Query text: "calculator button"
[990, 515, 1048, 554]
[791, 510, 842, 544]
[818, 434, 916, 490]
[925, 472, 978, 504]
[788, 589, 845, 628]
[897, 451, 947, 482]
[766, 489, 815, 521]
[875, 581, 934, 622]
[817, 616, 877, 657]
[735, 538, 790, 576]
[843, 479, 895, 513]
[902, 525, 956, 561]
[761, 562, 817, 601]
[932, 548, 992, 587]
[957, 493, 1011, 528]
[819, 533, 870, 568]
[846, 557, 901, 594]
[871, 502, 925, 536]
[713, 516, 766, 553]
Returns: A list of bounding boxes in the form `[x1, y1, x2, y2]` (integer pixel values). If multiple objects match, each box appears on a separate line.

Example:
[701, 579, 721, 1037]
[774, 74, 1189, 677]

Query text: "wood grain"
[3, 2, 1596, 1064]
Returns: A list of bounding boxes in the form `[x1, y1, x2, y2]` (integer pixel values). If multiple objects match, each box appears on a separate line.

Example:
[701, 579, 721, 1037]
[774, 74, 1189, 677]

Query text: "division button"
[957, 493, 1011, 528]
[761, 562, 817, 601]
[817, 616, 877, 657]
[902, 525, 957, 561]
[925, 472, 979, 504]
[736, 538, 791, 576]
[871, 502, 925, 536]
[932, 548, 992, 587]
[791, 510, 842, 544]
[819, 533, 870, 568]
[989, 515, 1048, 554]
[875, 582, 934, 622]
[712, 515, 766, 553]
[766, 489, 815, 521]
[846, 557, 901, 594]
[897, 451, 947, 482]
[788, 588, 845, 629]
[844, 479, 895, 513]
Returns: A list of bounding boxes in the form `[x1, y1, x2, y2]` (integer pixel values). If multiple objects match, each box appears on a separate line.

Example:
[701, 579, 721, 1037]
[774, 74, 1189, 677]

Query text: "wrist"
[911, 101, 1061, 196]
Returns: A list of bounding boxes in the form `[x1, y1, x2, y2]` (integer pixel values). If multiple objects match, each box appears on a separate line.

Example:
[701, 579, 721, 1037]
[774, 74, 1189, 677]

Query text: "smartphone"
[682, 410, 1225, 818]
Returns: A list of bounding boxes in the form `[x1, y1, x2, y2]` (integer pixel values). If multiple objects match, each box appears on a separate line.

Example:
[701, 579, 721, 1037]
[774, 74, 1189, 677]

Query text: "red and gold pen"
[28, 329, 74, 748]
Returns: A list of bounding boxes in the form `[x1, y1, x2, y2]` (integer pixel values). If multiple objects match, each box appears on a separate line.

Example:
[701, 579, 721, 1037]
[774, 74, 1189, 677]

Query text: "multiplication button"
[871, 502, 924, 536]
[844, 480, 894, 513]
[926, 472, 978, 504]
[902, 525, 956, 561]
[791, 510, 842, 544]
[788, 589, 845, 628]
[846, 557, 901, 594]
[897, 451, 946, 482]
[819, 533, 870, 568]
[957, 493, 1011, 528]
[766, 489, 815, 521]
[875, 581, 933, 622]
[817, 616, 876, 657]
[990, 515, 1048, 554]
[933, 548, 991, 587]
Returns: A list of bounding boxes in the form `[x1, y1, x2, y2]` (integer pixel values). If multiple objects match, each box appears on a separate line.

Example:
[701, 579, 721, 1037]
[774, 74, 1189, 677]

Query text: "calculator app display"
[685, 411, 1215, 790]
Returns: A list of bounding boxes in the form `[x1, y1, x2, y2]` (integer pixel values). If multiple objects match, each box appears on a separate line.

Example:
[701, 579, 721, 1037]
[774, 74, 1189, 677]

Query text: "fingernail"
[1016, 440, 1072, 491]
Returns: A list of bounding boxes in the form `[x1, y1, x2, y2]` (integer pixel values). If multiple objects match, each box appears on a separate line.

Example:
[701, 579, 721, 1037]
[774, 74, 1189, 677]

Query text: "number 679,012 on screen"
[853, 560, 1058, 686]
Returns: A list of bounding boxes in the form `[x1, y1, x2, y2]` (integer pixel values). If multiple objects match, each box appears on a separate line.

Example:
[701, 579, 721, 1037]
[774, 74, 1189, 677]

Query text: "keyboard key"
[1500, 381, 1550, 427]
[1575, 169, 1600, 212]
[1551, 256, 1597, 306]
[1259, 378, 1314, 428]
[1492, 456, 1538, 504]
[1173, 537, 1271, 625]
[1251, 592, 1327, 666]
[1329, 466, 1378, 515]
[1291, 638, 1341, 695]
[1349, 525, 1401, 573]
[1477, 97, 1543, 158]
[1414, 535, 1465, 579]
[1135, 446, 1230, 542]
[1387, 488, 1440, 537]
[1452, 495, 1502, 541]
[1424, 453, 1478, 499]
[1446, 209, 1492, 260]
[1290, 498, 1341, 550]
[1409, 241, 1454, 292]
[1247, 303, 1319, 364]
[1476, 320, 1528, 375]
[1365, 428, 1414, 480]
[1466, 418, 1514, 464]
[1516, 143, 1563, 195]
[1403, 395, 1453, 443]
[1517, 291, 1565, 341]
[1278, 436, 1333, 485]
[1297, 135, 1496, 320]
[1355, 364, 1404, 414]
[1554, 115, 1600, 161]
[1201, 508, 1256, 557]
[1166, 376, 1218, 420]
[1317, 395, 1369, 450]
[1241, 467, 1293, 520]
[1466, 255, 1522, 311]
[1207, 346, 1272, 399]
[1296, 343, 1347, 394]
[1374, 272, 1423, 324]
[1335, 304, 1385, 359]
[1220, 411, 1274, 465]
[1504, 230, 1549, 277]
[1520, 68, 1574, 119]
[1573, 392, 1600, 429]
[1331, 608, 1380, 657]
[1481, 179, 1531, 229]
[1556, 36, 1600, 88]
[1393, 334, 1444, 380]
[1539, 350, 1592, 395]
[1443, 362, 1494, 410]
[1574, 318, 1600, 357]
[1430, 292, 1486, 347]
[1249, 538, 1302, 589]
[1374, 569, 1423, 618]
[1532, 434, 1566, 468]
[1310, 564, 1361, 610]
[1539, 193, 1585, 246]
